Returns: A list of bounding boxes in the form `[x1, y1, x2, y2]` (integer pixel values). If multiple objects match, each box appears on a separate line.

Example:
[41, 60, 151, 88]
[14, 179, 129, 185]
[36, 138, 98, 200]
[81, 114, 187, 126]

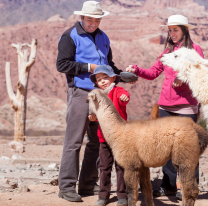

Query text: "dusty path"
[0, 188, 208, 206]
[0, 139, 208, 206]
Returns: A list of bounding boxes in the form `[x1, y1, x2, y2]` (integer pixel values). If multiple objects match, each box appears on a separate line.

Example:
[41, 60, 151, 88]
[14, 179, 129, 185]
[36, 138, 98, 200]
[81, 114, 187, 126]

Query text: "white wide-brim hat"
[74, 1, 110, 18]
[161, 15, 195, 29]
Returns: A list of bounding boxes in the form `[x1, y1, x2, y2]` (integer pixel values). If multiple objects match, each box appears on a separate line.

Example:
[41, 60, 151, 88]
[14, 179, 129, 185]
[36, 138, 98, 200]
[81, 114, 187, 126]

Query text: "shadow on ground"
[108, 196, 118, 204]
[140, 191, 208, 206]
[107, 191, 208, 206]
[138, 193, 179, 206]
[198, 191, 208, 199]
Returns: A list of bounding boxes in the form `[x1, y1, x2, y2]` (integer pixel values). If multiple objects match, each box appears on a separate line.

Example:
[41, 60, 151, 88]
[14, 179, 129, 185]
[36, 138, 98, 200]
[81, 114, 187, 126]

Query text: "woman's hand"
[172, 78, 183, 88]
[126, 65, 136, 73]
[88, 114, 97, 121]
[120, 94, 129, 102]
[125, 65, 138, 84]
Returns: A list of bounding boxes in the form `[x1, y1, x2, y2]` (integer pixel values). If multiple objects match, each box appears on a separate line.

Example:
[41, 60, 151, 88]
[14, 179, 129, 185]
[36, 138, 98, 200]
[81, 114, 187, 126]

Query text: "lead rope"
[104, 82, 115, 95]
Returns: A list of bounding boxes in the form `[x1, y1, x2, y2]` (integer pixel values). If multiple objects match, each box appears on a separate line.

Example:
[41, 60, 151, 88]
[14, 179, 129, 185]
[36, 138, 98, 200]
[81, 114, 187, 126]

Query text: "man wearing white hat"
[56, 1, 123, 203]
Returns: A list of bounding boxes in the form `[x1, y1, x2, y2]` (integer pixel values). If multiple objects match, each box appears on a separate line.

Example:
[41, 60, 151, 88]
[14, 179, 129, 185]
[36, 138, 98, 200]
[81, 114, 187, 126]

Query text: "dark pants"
[59, 87, 100, 192]
[99, 143, 127, 199]
[159, 109, 199, 192]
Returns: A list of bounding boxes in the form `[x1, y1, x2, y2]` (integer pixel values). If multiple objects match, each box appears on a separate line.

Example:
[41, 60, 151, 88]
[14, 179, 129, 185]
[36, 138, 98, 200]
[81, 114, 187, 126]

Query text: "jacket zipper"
[87, 33, 102, 65]
[90, 34, 102, 65]
[95, 43, 102, 65]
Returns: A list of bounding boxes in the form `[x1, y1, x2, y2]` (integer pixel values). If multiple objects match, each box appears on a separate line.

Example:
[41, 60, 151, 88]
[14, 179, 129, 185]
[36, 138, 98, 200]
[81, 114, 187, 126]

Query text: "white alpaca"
[160, 47, 208, 128]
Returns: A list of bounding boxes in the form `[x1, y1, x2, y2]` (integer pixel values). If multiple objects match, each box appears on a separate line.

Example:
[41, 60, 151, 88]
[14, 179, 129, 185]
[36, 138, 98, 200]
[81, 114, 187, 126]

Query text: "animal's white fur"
[160, 47, 208, 128]
[9, 141, 25, 153]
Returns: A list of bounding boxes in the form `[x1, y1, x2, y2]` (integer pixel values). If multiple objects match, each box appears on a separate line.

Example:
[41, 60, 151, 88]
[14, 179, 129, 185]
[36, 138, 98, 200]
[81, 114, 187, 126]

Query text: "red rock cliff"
[143, 0, 199, 10]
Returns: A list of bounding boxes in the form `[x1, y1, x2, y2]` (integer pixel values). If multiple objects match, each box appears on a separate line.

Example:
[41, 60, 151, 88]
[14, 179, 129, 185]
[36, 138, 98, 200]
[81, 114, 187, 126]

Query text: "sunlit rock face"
[1, 0, 208, 128]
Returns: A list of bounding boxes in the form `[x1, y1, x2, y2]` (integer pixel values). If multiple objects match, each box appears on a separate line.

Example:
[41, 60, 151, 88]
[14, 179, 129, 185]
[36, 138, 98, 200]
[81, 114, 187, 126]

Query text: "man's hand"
[90, 64, 98, 73]
[172, 78, 183, 88]
[120, 94, 129, 102]
[88, 114, 97, 121]
[126, 65, 136, 73]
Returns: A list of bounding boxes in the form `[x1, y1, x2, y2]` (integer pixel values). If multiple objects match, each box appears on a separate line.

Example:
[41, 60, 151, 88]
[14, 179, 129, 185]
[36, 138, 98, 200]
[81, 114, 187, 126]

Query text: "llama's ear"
[89, 93, 96, 101]
[200, 59, 208, 66]
[104, 82, 115, 95]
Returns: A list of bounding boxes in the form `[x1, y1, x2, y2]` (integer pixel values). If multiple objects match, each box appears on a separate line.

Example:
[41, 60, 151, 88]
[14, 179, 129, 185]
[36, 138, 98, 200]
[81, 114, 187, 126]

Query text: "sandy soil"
[0, 185, 207, 206]
[0, 141, 208, 206]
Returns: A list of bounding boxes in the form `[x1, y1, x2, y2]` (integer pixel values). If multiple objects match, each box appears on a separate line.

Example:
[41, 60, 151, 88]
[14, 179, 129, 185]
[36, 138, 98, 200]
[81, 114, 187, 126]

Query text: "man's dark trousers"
[59, 87, 100, 192]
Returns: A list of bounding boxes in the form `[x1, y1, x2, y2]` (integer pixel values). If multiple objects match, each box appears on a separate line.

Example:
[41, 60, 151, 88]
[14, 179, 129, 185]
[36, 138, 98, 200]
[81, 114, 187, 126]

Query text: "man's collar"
[75, 21, 102, 35]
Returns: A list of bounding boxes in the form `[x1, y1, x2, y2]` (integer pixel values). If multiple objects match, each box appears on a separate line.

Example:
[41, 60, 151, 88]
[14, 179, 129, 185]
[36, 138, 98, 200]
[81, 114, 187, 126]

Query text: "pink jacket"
[133, 43, 204, 106]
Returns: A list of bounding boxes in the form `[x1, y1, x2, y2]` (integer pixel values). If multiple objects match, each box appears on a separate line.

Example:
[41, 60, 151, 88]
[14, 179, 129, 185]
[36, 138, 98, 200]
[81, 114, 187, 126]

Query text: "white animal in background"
[9, 141, 25, 153]
[160, 47, 208, 129]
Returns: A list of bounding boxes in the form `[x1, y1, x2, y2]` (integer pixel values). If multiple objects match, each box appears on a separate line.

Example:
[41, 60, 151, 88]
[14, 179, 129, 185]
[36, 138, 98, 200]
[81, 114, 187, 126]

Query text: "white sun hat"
[161, 15, 195, 29]
[74, 1, 110, 18]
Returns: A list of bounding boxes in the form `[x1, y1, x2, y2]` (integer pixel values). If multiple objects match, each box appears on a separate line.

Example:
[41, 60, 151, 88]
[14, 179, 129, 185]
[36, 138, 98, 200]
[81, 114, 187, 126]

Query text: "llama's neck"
[96, 105, 125, 147]
[186, 65, 208, 105]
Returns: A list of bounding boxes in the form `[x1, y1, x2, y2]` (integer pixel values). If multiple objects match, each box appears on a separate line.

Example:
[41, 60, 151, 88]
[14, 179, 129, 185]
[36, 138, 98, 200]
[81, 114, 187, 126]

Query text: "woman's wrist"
[133, 65, 139, 75]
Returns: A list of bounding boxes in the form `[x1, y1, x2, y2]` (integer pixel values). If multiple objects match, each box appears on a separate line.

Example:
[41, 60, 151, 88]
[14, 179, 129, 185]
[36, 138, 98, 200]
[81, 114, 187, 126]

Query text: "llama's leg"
[139, 166, 155, 206]
[124, 169, 139, 206]
[179, 165, 198, 206]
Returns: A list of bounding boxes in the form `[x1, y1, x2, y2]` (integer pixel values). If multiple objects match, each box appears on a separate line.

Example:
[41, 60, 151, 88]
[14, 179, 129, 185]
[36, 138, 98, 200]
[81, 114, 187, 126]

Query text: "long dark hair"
[164, 25, 193, 53]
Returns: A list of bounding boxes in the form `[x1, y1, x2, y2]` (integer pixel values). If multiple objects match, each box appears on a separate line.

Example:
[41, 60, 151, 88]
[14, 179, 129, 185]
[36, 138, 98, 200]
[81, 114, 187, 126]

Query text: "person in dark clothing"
[56, 1, 123, 202]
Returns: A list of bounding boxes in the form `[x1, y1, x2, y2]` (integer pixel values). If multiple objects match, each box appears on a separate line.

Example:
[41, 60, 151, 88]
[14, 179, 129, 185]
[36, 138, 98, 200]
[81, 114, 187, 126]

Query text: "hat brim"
[74, 11, 110, 18]
[160, 23, 195, 29]
[90, 74, 121, 88]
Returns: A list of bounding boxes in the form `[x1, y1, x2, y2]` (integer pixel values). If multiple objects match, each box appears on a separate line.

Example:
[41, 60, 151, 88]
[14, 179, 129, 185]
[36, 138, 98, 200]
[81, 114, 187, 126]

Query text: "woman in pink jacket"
[126, 15, 204, 201]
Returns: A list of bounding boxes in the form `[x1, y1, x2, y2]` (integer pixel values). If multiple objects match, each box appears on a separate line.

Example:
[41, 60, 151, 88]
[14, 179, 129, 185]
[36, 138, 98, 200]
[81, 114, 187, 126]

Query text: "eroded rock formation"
[1, 0, 208, 133]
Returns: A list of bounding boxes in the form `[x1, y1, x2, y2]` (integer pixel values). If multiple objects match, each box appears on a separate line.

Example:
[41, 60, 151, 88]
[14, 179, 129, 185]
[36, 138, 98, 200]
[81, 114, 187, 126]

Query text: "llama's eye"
[174, 54, 178, 58]
[86, 98, 89, 103]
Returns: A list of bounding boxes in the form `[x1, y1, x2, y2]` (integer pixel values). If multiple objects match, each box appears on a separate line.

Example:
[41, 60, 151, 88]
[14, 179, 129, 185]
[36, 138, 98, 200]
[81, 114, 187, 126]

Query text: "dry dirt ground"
[0, 138, 208, 206]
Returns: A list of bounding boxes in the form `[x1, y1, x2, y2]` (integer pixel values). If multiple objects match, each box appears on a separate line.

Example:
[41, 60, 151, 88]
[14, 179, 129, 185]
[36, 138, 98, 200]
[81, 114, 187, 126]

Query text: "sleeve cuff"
[88, 63, 91, 72]
[133, 65, 139, 76]
[80, 63, 89, 73]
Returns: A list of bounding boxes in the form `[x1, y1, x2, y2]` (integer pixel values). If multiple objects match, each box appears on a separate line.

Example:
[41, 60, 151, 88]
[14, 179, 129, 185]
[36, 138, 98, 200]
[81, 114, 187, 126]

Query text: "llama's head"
[87, 89, 113, 116]
[160, 47, 208, 83]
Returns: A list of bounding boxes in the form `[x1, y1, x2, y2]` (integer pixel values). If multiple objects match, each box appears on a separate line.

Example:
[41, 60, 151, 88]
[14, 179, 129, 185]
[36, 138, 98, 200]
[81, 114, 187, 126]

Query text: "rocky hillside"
[0, 0, 103, 27]
[1, 0, 208, 134]
[0, 95, 67, 136]
[0, 0, 206, 27]
[196, 0, 208, 8]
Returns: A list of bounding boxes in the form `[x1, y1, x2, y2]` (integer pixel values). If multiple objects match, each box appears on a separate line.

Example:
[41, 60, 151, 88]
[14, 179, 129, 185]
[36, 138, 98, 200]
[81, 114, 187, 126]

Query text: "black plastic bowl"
[120, 71, 138, 83]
